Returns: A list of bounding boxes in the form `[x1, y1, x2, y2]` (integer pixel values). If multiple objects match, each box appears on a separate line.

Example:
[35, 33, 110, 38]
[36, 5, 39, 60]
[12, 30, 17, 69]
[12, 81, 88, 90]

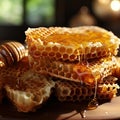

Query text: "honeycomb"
[0, 56, 55, 112]
[5, 71, 55, 112]
[25, 26, 120, 62]
[55, 76, 119, 102]
[29, 56, 117, 85]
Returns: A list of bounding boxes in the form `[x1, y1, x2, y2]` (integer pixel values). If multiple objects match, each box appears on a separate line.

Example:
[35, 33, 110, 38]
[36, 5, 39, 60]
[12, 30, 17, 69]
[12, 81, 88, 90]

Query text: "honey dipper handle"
[0, 41, 26, 66]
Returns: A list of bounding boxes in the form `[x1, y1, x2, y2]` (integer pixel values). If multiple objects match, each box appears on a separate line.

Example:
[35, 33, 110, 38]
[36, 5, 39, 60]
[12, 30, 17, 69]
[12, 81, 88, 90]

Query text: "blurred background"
[0, 0, 120, 43]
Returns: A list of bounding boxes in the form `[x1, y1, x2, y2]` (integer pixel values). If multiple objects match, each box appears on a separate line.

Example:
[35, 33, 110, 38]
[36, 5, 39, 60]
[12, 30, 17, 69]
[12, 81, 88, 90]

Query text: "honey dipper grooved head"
[0, 41, 26, 66]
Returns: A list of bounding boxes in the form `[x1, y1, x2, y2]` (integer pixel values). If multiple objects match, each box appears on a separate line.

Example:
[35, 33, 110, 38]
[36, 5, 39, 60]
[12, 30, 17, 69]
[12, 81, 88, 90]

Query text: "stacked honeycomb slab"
[26, 26, 120, 62]
[55, 76, 119, 102]
[25, 26, 120, 102]
[29, 56, 117, 85]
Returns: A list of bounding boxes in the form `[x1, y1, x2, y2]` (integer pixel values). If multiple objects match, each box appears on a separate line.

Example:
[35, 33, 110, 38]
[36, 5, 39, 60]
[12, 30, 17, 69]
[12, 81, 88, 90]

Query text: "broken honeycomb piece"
[5, 70, 55, 112]
[0, 56, 55, 112]
[0, 56, 29, 103]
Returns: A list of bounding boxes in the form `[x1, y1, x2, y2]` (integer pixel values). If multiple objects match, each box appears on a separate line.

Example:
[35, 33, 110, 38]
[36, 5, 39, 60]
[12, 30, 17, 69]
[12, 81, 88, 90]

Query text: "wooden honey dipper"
[0, 41, 26, 66]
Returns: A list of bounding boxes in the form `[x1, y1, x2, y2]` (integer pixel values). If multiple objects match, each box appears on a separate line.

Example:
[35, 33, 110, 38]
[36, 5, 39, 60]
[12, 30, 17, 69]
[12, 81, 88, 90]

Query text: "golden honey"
[26, 26, 120, 62]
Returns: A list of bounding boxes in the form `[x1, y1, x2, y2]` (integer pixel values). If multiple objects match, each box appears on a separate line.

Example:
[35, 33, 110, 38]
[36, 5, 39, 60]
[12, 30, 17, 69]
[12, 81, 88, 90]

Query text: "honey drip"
[78, 47, 86, 63]
[87, 79, 99, 110]
[80, 85, 99, 118]
[79, 80, 98, 118]
[78, 49, 81, 63]
[80, 110, 86, 118]
[87, 98, 99, 110]
[79, 79, 98, 118]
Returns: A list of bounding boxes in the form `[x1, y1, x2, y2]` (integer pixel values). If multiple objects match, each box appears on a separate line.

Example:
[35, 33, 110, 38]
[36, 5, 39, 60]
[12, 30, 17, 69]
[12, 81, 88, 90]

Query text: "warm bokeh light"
[93, 0, 120, 19]
[110, 0, 120, 11]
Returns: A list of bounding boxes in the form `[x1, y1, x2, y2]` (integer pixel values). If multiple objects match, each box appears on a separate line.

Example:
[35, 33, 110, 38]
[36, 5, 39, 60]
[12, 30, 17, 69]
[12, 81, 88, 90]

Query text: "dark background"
[0, 0, 120, 44]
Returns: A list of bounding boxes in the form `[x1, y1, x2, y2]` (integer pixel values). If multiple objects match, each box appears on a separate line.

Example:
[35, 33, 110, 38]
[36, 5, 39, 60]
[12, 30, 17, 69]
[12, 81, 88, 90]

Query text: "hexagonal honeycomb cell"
[25, 26, 120, 62]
